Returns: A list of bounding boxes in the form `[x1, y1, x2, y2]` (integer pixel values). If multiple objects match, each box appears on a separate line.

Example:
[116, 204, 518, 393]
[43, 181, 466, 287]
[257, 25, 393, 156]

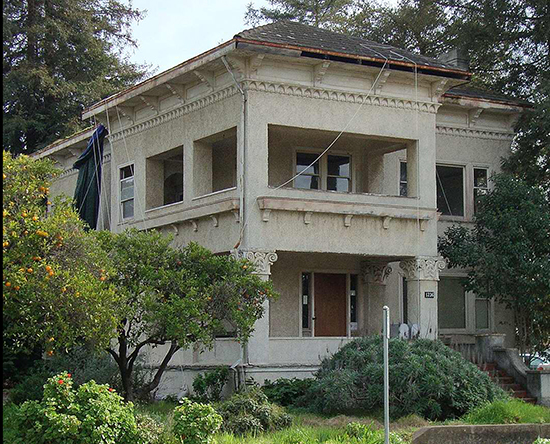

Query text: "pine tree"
[3, 0, 150, 154]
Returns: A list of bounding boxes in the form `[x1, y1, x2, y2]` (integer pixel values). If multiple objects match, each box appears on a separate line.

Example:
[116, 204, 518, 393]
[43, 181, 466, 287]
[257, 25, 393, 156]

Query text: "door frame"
[299, 269, 357, 338]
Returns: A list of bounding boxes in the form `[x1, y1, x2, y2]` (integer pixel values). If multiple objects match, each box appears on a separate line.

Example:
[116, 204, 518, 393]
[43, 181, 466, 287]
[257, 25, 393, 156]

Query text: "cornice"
[109, 85, 240, 142]
[243, 80, 441, 114]
[436, 125, 515, 141]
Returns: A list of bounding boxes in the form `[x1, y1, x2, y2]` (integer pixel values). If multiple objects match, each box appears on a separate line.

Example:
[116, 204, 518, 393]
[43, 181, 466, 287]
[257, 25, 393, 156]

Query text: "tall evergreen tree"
[3, 0, 150, 155]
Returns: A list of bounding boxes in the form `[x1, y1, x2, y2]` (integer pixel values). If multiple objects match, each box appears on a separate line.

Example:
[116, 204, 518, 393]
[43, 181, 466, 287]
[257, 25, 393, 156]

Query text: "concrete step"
[500, 383, 523, 392]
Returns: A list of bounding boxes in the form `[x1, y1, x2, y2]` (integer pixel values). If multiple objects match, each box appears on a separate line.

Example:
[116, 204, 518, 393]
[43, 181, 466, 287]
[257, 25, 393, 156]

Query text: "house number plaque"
[424, 291, 435, 299]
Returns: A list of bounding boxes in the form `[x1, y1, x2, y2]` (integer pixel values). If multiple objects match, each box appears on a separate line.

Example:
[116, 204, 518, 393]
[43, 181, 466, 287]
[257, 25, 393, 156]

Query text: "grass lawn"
[4, 398, 549, 444]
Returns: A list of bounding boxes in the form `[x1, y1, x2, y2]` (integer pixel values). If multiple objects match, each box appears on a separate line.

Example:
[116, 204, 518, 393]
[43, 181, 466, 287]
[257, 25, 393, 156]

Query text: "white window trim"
[292, 147, 354, 193]
[118, 161, 135, 223]
[436, 162, 467, 221]
[472, 165, 491, 216]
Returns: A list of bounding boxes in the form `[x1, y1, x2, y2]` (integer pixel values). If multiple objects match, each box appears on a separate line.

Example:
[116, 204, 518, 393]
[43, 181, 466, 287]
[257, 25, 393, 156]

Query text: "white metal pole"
[383, 305, 390, 444]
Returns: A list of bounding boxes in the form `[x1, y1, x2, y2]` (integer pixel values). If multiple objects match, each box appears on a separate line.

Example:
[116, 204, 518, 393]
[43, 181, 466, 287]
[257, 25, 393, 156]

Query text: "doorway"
[314, 273, 347, 337]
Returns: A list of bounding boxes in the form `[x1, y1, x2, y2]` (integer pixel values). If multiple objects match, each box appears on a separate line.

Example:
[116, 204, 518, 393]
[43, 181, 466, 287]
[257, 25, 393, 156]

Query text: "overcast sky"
[128, 0, 270, 74]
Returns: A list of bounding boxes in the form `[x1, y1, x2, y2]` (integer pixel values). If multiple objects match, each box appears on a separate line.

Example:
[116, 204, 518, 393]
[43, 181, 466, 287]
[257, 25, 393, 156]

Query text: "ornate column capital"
[230, 249, 278, 276]
[361, 262, 393, 285]
[400, 257, 446, 281]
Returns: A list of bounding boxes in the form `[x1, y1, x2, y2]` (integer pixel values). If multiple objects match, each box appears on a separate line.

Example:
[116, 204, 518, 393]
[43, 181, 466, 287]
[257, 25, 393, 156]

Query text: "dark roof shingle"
[235, 20, 465, 72]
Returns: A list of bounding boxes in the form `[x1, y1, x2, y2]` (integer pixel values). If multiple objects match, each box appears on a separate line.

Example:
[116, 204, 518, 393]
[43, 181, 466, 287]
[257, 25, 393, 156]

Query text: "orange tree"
[97, 229, 277, 401]
[3, 151, 119, 366]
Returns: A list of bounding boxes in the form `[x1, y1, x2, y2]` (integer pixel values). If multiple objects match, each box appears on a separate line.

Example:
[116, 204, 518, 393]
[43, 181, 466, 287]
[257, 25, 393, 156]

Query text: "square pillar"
[231, 250, 278, 365]
[400, 257, 446, 340]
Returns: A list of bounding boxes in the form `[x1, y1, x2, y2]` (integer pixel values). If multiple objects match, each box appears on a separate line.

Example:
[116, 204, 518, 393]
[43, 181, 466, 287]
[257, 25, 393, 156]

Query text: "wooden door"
[314, 273, 347, 337]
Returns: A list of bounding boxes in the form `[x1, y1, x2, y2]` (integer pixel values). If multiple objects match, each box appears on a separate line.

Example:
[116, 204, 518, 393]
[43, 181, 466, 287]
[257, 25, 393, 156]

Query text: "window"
[473, 168, 488, 214]
[120, 165, 134, 220]
[350, 274, 358, 330]
[294, 152, 351, 192]
[475, 297, 490, 329]
[402, 277, 408, 324]
[399, 162, 408, 197]
[436, 165, 464, 216]
[438, 278, 466, 329]
[301, 273, 311, 330]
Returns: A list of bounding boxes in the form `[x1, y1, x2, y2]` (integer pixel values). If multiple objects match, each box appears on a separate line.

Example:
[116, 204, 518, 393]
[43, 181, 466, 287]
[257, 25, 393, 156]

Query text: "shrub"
[345, 422, 406, 444]
[135, 413, 170, 444]
[462, 399, 550, 424]
[8, 362, 52, 405]
[192, 367, 229, 402]
[13, 372, 143, 444]
[217, 386, 292, 435]
[172, 398, 222, 444]
[309, 336, 508, 419]
[262, 377, 315, 407]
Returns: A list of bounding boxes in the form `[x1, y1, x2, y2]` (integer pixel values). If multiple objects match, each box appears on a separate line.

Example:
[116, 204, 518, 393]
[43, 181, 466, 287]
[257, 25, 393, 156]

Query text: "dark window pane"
[327, 177, 349, 192]
[474, 168, 488, 188]
[438, 278, 466, 329]
[436, 166, 464, 216]
[402, 277, 408, 324]
[295, 174, 319, 190]
[400, 183, 408, 197]
[475, 299, 489, 329]
[122, 200, 134, 219]
[327, 155, 350, 177]
[120, 165, 133, 179]
[297, 153, 320, 175]
[302, 273, 310, 329]
[400, 162, 407, 182]
[350, 275, 357, 323]
[474, 188, 488, 214]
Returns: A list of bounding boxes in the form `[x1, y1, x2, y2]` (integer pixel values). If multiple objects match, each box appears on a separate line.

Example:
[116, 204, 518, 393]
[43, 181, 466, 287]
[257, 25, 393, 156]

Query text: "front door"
[314, 273, 347, 337]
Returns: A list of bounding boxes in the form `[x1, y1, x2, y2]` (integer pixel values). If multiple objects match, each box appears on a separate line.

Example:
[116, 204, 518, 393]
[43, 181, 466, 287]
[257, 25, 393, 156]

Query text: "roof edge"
[234, 37, 472, 79]
[82, 39, 237, 120]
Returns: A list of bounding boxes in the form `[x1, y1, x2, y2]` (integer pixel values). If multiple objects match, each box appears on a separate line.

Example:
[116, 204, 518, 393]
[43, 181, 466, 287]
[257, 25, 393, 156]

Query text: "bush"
[217, 386, 292, 435]
[462, 399, 550, 424]
[13, 372, 143, 444]
[345, 422, 406, 444]
[309, 336, 508, 420]
[172, 398, 222, 444]
[191, 367, 229, 402]
[8, 362, 52, 405]
[262, 377, 315, 407]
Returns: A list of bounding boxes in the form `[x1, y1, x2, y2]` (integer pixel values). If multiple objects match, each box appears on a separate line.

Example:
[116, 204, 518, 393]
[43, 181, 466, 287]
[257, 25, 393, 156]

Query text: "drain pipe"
[222, 55, 250, 372]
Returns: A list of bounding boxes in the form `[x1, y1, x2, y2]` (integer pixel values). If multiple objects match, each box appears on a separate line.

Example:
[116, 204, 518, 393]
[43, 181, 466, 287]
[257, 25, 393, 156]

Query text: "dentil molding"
[436, 125, 515, 141]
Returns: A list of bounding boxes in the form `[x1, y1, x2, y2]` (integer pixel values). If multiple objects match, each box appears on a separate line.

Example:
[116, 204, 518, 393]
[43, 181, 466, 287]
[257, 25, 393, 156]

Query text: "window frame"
[473, 166, 489, 215]
[438, 275, 493, 334]
[119, 162, 135, 222]
[399, 160, 408, 197]
[293, 148, 354, 193]
[436, 163, 466, 220]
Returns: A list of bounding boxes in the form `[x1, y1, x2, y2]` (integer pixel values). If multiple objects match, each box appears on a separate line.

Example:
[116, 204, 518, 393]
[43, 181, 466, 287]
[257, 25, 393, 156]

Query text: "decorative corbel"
[375, 71, 391, 94]
[210, 215, 219, 227]
[250, 54, 265, 71]
[419, 219, 429, 231]
[139, 95, 159, 113]
[68, 148, 84, 158]
[344, 214, 353, 227]
[232, 210, 240, 223]
[314, 61, 331, 85]
[168, 224, 179, 236]
[382, 216, 392, 230]
[262, 209, 271, 223]
[165, 83, 185, 102]
[117, 105, 135, 124]
[432, 79, 448, 99]
[194, 69, 215, 90]
[361, 262, 393, 285]
[189, 219, 198, 232]
[304, 211, 312, 225]
[224, 56, 246, 79]
[468, 108, 483, 127]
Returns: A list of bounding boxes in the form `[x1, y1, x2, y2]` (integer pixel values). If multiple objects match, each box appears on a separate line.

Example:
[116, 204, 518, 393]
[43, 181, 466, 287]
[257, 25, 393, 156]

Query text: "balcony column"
[231, 249, 278, 365]
[400, 257, 446, 340]
[362, 262, 393, 335]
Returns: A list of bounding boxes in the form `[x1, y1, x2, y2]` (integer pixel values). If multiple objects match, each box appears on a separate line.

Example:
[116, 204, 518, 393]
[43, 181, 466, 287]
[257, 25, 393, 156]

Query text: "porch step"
[477, 362, 536, 404]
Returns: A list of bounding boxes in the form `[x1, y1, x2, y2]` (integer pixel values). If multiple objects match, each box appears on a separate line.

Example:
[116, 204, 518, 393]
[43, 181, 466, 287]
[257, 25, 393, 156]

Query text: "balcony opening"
[268, 125, 417, 197]
[146, 146, 184, 210]
[193, 127, 237, 198]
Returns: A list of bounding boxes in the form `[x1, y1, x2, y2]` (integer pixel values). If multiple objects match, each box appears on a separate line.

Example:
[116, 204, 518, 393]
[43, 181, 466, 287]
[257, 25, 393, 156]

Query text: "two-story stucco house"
[36, 21, 530, 398]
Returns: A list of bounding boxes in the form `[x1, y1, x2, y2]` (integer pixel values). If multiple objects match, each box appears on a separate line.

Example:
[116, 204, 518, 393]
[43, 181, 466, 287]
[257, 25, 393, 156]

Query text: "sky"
[128, 0, 270, 74]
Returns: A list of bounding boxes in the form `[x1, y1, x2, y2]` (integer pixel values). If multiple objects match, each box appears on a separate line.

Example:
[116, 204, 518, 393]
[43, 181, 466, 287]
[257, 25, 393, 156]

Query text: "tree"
[439, 174, 550, 359]
[3, 0, 150, 155]
[97, 229, 277, 401]
[3, 150, 119, 361]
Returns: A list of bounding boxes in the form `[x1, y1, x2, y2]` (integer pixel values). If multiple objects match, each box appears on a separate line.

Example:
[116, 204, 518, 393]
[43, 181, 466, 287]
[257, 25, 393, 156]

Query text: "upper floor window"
[399, 161, 408, 197]
[120, 165, 135, 220]
[473, 168, 488, 214]
[294, 152, 351, 192]
[436, 165, 464, 217]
